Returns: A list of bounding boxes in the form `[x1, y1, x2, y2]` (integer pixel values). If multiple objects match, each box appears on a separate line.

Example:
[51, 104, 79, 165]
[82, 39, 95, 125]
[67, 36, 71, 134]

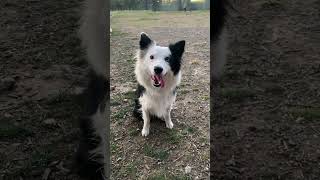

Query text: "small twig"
[41, 168, 51, 180]
[311, 126, 320, 135]
[0, 104, 21, 111]
[265, 103, 283, 113]
[284, 103, 320, 109]
[173, 154, 184, 162]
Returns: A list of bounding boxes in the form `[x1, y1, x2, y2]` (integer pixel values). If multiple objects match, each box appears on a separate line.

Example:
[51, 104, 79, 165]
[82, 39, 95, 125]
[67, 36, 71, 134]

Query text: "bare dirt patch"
[211, 0, 320, 179]
[0, 0, 89, 179]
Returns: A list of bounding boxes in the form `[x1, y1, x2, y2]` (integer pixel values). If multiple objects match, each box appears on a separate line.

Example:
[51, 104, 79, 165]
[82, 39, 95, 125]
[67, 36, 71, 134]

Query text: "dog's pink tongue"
[154, 75, 165, 88]
[160, 78, 165, 88]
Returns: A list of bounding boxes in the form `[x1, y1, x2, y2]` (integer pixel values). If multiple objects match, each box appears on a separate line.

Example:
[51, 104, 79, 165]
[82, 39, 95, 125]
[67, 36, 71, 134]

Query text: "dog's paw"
[141, 128, 150, 136]
[166, 121, 174, 129]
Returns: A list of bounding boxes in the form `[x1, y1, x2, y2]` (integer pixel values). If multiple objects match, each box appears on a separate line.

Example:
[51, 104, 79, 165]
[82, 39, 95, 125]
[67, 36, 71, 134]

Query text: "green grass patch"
[128, 127, 139, 136]
[0, 122, 33, 139]
[111, 91, 136, 107]
[201, 95, 210, 101]
[112, 106, 131, 120]
[110, 99, 122, 106]
[111, 29, 127, 37]
[181, 126, 196, 135]
[123, 91, 136, 100]
[147, 173, 191, 180]
[31, 148, 55, 167]
[143, 145, 169, 161]
[111, 10, 209, 29]
[111, 142, 118, 153]
[165, 129, 183, 144]
[220, 88, 256, 102]
[179, 89, 189, 95]
[125, 162, 138, 178]
[44, 91, 82, 120]
[45, 90, 72, 105]
[136, 17, 160, 21]
[290, 108, 320, 121]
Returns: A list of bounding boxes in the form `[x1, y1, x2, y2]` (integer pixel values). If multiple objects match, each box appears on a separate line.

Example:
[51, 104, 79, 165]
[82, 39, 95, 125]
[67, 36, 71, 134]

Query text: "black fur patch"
[75, 70, 108, 180]
[85, 70, 108, 116]
[173, 87, 177, 95]
[133, 83, 145, 120]
[75, 117, 104, 180]
[140, 33, 152, 50]
[212, 0, 227, 41]
[169, 40, 185, 75]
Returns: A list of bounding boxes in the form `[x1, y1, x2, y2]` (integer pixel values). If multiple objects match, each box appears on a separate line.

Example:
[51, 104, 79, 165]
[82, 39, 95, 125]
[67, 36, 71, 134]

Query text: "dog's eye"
[150, 55, 154, 59]
[165, 57, 169, 62]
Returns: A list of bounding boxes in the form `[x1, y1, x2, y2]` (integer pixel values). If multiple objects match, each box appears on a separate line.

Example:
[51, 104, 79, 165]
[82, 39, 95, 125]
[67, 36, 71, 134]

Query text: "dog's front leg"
[164, 109, 174, 129]
[141, 110, 151, 136]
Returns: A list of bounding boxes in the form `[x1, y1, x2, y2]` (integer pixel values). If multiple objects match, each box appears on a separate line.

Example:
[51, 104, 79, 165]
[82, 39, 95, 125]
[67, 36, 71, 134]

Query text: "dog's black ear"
[140, 32, 153, 50]
[169, 40, 185, 58]
[168, 40, 185, 75]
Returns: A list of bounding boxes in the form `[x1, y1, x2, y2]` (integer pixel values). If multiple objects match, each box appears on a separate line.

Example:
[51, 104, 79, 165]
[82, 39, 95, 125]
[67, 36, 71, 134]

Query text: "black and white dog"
[72, 0, 227, 178]
[74, 0, 108, 179]
[133, 33, 185, 136]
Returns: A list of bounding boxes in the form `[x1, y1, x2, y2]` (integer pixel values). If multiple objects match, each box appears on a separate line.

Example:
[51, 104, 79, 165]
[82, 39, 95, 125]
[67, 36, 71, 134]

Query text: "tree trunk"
[145, 0, 148, 10]
[152, 0, 161, 11]
[177, 0, 182, 11]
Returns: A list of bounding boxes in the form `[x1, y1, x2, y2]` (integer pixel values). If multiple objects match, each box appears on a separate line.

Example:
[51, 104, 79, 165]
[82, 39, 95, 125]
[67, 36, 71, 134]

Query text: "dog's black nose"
[154, 66, 163, 75]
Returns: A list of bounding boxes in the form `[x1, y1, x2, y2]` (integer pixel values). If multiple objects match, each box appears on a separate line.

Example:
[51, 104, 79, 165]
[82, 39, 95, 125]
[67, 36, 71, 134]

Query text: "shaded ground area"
[211, 0, 320, 179]
[0, 0, 89, 179]
[110, 11, 210, 179]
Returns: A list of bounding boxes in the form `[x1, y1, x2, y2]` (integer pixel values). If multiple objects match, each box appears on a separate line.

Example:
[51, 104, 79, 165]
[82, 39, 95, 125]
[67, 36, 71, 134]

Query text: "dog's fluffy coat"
[134, 33, 185, 136]
[75, 0, 108, 179]
[73, 0, 228, 178]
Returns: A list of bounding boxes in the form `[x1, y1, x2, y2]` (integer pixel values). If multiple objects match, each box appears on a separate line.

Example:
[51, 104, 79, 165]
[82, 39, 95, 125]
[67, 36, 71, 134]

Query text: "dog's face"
[138, 33, 185, 88]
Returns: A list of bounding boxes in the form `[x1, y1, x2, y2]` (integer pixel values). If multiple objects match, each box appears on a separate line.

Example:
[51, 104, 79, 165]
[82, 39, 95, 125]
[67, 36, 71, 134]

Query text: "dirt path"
[110, 11, 210, 179]
[211, 0, 320, 179]
[0, 0, 88, 179]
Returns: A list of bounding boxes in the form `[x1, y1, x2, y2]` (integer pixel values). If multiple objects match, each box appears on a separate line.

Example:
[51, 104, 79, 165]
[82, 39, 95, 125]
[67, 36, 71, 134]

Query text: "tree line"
[111, 0, 209, 11]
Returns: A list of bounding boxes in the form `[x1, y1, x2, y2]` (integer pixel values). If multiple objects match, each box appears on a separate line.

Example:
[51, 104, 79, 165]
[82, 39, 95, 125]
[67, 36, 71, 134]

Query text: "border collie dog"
[75, 0, 108, 179]
[134, 33, 185, 136]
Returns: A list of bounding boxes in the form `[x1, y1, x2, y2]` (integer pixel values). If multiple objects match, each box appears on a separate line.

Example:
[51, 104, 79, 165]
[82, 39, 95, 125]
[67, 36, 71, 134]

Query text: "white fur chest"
[139, 89, 176, 118]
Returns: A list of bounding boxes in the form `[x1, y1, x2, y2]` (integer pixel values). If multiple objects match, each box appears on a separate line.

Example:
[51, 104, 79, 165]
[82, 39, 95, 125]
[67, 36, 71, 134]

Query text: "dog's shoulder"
[136, 83, 146, 97]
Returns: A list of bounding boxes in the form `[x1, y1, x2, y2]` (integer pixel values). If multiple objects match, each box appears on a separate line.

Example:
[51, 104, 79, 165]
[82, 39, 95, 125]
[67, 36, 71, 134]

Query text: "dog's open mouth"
[151, 75, 165, 88]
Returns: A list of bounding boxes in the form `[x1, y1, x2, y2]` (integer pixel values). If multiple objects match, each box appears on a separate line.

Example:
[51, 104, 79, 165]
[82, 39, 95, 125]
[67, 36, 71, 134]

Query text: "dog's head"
[138, 32, 185, 88]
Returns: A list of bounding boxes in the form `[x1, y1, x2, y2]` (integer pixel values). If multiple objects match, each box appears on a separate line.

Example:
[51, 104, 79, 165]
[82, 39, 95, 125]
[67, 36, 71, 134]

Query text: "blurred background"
[111, 0, 210, 11]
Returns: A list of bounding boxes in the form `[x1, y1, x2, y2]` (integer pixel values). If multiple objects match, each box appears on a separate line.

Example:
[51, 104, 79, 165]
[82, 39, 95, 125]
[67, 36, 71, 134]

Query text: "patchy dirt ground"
[0, 0, 89, 179]
[211, 0, 320, 179]
[110, 11, 210, 179]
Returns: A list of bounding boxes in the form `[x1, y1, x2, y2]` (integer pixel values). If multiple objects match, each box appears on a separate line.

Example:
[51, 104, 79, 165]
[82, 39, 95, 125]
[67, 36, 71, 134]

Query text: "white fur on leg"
[164, 111, 173, 129]
[141, 110, 150, 136]
[89, 106, 106, 178]
[212, 27, 228, 80]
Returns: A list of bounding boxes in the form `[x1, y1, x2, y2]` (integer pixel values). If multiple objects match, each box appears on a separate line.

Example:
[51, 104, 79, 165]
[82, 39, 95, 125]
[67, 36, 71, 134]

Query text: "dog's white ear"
[139, 32, 154, 50]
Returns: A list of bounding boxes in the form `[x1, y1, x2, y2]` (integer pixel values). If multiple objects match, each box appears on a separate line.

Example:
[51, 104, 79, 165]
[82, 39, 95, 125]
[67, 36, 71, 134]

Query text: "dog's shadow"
[131, 112, 181, 141]
[133, 113, 167, 128]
